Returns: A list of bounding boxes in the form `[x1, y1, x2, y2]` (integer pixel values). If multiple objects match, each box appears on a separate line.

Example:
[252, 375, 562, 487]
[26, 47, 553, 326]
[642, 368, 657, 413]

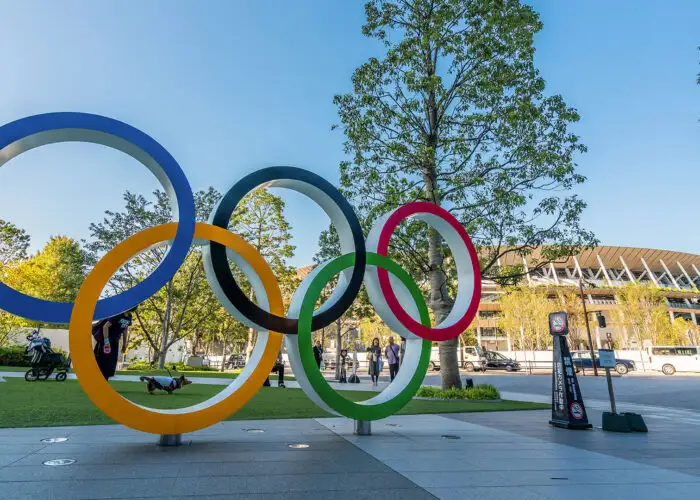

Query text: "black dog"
[139, 375, 192, 394]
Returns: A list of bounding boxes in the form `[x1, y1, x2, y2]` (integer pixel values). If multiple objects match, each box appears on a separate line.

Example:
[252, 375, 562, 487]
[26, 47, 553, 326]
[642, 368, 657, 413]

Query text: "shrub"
[0, 346, 30, 366]
[415, 384, 500, 400]
[124, 361, 218, 372]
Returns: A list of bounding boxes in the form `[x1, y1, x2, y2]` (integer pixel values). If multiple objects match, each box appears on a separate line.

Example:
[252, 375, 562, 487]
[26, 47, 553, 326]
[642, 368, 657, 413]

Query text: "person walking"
[263, 351, 286, 388]
[313, 340, 323, 369]
[92, 308, 134, 380]
[385, 336, 400, 382]
[367, 337, 382, 387]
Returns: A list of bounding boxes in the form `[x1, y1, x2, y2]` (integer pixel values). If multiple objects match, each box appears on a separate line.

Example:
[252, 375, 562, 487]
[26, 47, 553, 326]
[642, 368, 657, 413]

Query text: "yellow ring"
[69, 222, 283, 434]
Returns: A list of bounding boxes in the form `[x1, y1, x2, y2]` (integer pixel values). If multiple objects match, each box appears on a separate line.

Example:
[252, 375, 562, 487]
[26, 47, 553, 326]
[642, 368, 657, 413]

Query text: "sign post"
[599, 349, 617, 414]
[548, 312, 592, 430]
[599, 349, 648, 433]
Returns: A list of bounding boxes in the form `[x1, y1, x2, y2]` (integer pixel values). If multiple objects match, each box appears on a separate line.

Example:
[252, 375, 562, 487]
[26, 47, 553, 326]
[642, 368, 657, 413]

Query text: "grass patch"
[0, 378, 547, 428]
[0, 365, 295, 381]
[415, 384, 500, 400]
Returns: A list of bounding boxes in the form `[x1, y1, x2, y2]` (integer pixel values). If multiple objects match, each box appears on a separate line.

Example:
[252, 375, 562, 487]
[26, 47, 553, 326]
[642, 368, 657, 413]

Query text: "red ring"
[375, 201, 481, 342]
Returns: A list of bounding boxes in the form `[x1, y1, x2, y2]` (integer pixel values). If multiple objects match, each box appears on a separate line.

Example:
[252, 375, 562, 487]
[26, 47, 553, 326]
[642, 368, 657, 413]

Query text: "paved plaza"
[1, 408, 699, 500]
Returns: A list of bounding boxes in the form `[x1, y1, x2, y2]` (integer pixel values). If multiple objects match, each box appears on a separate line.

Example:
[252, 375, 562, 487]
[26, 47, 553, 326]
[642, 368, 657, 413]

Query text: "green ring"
[298, 252, 432, 420]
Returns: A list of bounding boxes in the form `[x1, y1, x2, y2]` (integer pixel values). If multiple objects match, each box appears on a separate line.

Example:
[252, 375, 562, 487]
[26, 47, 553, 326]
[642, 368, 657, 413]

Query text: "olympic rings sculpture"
[0, 112, 481, 435]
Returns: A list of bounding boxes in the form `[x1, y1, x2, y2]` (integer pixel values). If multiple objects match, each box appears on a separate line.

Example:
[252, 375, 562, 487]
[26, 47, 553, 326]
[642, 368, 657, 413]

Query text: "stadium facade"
[477, 246, 700, 350]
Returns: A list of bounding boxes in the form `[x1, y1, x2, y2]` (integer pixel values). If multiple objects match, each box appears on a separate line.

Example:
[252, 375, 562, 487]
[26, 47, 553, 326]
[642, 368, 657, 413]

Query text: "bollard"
[354, 420, 371, 436]
[158, 434, 182, 446]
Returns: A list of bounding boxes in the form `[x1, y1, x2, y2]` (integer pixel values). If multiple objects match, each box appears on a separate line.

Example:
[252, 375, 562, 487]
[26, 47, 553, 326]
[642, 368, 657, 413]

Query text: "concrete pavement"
[2, 411, 700, 499]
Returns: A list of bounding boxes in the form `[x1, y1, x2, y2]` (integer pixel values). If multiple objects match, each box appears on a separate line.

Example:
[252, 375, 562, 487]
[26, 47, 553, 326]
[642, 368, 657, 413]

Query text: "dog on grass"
[139, 375, 192, 394]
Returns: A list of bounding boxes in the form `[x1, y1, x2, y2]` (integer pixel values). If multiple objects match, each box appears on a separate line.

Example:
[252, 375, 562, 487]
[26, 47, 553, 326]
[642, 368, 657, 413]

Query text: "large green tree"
[86, 188, 220, 367]
[0, 219, 30, 267]
[85, 187, 296, 368]
[0, 234, 87, 344]
[331, 0, 596, 388]
[228, 189, 297, 359]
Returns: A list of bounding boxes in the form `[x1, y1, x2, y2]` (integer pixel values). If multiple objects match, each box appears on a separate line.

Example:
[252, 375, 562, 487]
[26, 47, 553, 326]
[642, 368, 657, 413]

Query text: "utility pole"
[578, 279, 598, 376]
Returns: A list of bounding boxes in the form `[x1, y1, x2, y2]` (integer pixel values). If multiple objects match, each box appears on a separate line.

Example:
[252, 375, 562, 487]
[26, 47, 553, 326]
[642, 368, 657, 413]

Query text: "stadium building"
[477, 247, 700, 350]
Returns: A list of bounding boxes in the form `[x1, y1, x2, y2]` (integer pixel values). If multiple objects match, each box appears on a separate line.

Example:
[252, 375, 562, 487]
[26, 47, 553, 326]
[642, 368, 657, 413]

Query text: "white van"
[429, 346, 483, 372]
[647, 346, 700, 375]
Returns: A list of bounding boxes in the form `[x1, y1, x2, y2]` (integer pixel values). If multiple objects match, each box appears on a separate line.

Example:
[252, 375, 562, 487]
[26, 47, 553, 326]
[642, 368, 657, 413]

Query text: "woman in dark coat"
[93, 310, 133, 380]
[313, 341, 323, 368]
[367, 337, 382, 387]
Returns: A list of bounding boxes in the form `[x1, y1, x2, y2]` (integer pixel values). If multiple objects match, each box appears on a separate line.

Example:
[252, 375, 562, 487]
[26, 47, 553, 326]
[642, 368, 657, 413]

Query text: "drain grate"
[441, 435, 461, 440]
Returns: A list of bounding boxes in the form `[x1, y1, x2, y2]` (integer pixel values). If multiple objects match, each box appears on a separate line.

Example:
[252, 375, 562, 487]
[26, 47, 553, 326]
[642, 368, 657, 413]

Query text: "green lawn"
[0, 378, 548, 428]
[0, 366, 295, 381]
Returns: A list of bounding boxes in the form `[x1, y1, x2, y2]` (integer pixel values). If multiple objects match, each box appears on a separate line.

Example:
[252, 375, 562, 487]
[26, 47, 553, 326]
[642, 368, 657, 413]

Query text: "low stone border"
[412, 396, 502, 403]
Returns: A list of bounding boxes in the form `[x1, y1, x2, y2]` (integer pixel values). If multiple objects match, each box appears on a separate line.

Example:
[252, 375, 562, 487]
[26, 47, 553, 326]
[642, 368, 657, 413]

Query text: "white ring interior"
[365, 210, 476, 332]
[0, 129, 180, 221]
[285, 258, 426, 416]
[203, 177, 356, 330]
[140, 240, 273, 414]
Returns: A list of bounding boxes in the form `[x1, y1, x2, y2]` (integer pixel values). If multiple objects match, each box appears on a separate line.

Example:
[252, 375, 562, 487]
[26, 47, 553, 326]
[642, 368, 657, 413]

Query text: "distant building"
[478, 246, 700, 350]
[297, 246, 700, 351]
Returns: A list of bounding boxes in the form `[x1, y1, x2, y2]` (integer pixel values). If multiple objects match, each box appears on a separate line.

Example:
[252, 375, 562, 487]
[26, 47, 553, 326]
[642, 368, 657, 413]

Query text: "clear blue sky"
[0, 0, 698, 268]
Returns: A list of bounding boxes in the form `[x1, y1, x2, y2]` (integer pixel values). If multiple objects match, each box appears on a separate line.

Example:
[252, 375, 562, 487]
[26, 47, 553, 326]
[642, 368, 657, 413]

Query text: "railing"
[668, 302, 700, 310]
[587, 298, 616, 305]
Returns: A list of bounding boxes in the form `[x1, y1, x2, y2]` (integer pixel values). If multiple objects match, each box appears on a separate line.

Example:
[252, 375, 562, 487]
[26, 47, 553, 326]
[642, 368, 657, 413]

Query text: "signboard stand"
[548, 312, 592, 430]
[599, 349, 648, 433]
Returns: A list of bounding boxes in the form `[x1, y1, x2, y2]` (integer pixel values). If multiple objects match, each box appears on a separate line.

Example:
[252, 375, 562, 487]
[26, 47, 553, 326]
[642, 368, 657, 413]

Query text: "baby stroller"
[24, 331, 71, 382]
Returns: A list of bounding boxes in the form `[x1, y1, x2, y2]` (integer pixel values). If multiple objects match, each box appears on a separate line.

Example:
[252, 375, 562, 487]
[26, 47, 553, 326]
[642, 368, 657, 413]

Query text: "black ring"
[208, 166, 366, 334]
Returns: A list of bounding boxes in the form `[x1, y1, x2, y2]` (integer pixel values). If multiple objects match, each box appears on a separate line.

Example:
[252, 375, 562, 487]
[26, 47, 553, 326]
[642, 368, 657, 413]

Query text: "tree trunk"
[245, 328, 255, 363]
[157, 281, 173, 369]
[429, 227, 461, 389]
[335, 319, 342, 380]
[220, 339, 227, 373]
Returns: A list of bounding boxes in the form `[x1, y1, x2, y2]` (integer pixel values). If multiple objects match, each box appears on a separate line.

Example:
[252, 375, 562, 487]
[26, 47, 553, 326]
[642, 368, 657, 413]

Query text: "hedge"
[124, 360, 219, 372]
[415, 384, 500, 400]
[0, 346, 31, 366]
[0, 345, 69, 367]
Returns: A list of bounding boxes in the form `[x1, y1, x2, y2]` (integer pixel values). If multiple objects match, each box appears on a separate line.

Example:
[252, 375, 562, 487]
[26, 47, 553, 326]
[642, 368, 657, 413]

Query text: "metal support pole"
[158, 434, 182, 446]
[354, 420, 372, 435]
[605, 368, 616, 414]
[579, 280, 598, 376]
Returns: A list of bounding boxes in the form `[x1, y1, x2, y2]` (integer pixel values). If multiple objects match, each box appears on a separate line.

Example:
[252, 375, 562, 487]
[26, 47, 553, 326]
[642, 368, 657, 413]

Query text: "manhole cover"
[245, 429, 264, 433]
[441, 435, 461, 440]
[41, 437, 68, 443]
[385, 423, 401, 427]
[288, 443, 310, 449]
[43, 459, 76, 466]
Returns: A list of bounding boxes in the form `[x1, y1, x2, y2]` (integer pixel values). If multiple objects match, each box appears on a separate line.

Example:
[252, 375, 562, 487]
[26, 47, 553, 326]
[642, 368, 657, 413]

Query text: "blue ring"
[0, 112, 195, 323]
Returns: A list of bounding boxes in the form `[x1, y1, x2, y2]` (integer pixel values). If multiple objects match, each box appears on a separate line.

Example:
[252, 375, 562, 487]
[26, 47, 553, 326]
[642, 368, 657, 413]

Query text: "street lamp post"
[578, 279, 598, 376]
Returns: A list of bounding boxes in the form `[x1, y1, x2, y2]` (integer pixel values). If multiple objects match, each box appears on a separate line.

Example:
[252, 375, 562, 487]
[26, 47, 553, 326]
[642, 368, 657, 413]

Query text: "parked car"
[571, 350, 636, 375]
[647, 346, 700, 375]
[481, 351, 520, 372]
[461, 346, 483, 372]
[225, 353, 246, 369]
[429, 346, 440, 371]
